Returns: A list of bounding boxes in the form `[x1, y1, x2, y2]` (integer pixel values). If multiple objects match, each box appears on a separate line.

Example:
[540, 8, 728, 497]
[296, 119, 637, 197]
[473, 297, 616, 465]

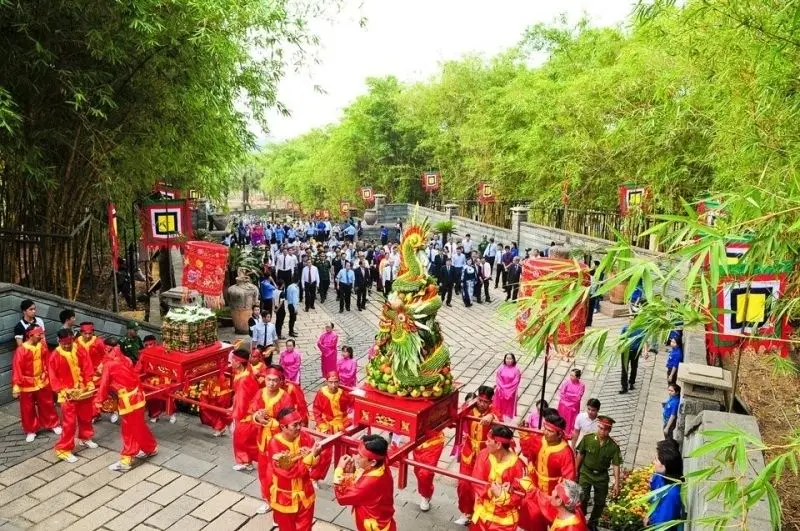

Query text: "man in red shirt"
[310, 371, 353, 483]
[12, 326, 60, 442]
[94, 338, 158, 471]
[230, 349, 260, 471]
[49, 328, 97, 462]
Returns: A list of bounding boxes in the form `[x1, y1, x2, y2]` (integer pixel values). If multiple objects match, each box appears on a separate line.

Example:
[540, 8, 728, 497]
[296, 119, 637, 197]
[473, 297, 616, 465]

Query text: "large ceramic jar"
[363, 209, 378, 226]
[227, 275, 258, 334]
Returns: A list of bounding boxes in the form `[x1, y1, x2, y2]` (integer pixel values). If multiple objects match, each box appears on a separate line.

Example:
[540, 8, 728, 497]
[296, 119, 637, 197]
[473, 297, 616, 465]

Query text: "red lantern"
[183, 241, 229, 298]
[515, 257, 590, 348]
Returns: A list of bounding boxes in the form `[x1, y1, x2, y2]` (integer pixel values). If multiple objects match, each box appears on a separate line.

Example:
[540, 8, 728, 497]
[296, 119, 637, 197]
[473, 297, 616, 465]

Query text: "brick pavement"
[0, 281, 665, 529]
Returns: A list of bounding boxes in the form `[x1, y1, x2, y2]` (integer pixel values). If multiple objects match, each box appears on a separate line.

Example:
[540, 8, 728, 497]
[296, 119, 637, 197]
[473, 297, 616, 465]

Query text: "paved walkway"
[0, 282, 665, 530]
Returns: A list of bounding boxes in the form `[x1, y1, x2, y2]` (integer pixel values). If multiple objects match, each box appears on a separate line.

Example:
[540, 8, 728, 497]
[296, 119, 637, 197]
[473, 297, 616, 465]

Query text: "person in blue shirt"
[662, 383, 681, 440]
[259, 275, 275, 314]
[620, 324, 646, 394]
[287, 226, 297, 243]
[275, 225, 285, 244]
[665, 337, 683, 385]
[380, 225, 389, 246]
[647, 440, 684, 529]
[335, 261, 355, 312]
[285, 281, 300, 337]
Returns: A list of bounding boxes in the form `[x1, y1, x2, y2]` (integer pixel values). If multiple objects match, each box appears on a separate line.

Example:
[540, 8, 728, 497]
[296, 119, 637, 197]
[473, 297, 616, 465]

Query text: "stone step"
[599, 300, 630, 318]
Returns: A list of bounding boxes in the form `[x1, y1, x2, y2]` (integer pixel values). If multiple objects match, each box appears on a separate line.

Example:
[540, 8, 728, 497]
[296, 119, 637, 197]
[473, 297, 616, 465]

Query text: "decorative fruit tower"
[365, 217, 453, 399]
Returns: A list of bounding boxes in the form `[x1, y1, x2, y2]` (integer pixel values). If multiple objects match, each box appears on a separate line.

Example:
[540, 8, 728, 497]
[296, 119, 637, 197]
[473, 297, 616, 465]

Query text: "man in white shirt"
[482, 237, 498, 274]
[250, 311, 278, 351]
[444, 237, 457, 257]
[451, 248, 466, 295]
[275, 247, 297, 287]
[461, 233, 474, 254]
[479, 257, 492, 303]
[300, 258, 320, 312]
[571, 398, 601, 447]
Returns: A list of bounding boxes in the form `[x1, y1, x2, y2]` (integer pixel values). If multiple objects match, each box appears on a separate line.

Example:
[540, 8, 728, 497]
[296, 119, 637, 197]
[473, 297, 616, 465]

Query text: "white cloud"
[259, 0, 634, 143]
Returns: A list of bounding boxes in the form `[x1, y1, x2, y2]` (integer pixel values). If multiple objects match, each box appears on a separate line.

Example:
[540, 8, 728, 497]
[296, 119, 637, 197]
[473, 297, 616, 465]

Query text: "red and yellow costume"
[48, 342, 95, 457]
[95, 347, 158, 465]
[250, 379, 295, 501]
[334, 449, 397, 531]
[12, 336, 59, 434]
[457, 404, 501, 515]
[200, 375, 232, 431]
[471, 447, 526, 530]
[135, 346, 173, 420]
[284, 380, 309, 426]
[231, 366, 261, 465]
[518, 424, 577, 531]
[412, 430, 445, 499]
[530, 488, 587, 531]
[310, 382, 353, 481]
[266, 427, 318, 530]
[76, 332, 106, 373]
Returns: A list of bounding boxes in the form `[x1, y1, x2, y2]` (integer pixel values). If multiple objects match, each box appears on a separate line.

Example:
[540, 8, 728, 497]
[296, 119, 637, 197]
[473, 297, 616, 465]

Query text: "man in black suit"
[505, 256, 522, 301]
[332, 251, 345, 300]
[354, 259, 370, 311]
[437, 258, 455, 307]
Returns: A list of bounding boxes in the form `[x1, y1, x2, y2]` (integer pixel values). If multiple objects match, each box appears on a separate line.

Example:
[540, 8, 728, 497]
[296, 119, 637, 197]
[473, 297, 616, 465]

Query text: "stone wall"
[0, 283, 160, 405]
[683, 410, 773, 529]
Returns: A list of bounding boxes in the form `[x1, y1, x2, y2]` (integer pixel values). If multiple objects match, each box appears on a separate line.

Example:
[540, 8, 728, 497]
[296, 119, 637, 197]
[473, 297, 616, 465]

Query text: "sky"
[260, 0, 635, 143]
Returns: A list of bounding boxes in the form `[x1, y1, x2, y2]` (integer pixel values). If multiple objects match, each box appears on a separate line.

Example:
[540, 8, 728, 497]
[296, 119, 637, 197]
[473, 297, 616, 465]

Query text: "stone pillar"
[510, 205, 529, 245]
[374, 194, 386, 214]
[444, 203, 459, 221]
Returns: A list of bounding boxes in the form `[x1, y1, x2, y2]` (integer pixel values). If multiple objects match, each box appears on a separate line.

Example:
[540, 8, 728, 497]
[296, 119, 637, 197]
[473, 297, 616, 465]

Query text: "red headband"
[26, 325, 44, 337]
[491, 434, 516, 448]
[265, 367, 282, 378]
[80, 324, 94, 333]
[358, 441, 384, 461]
[325, 370, 340, 381]
[477, 392, 492, 400]
[279, 411, 303, 426]
[544, 420, 564, 434]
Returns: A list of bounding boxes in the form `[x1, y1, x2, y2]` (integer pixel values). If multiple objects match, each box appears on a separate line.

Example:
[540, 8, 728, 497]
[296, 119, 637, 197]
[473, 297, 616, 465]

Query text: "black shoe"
[290, 333, 298, 338]
[629, 384, 635, 390]
[339, 310, 343, 313]
[486, 299, 492, 303]
[446, 303, 452, 307]
[619, 389, 628, 394]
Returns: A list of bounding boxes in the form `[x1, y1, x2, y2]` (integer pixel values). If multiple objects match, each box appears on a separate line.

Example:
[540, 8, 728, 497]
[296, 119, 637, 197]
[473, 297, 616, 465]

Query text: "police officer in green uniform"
[119, 321, 144, 363]
[576, 415, 622, 531]
[314, 252, 331, 304]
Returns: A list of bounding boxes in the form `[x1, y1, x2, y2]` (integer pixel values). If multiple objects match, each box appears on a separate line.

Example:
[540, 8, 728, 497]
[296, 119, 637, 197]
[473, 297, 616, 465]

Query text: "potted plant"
[434, 220, 457, 247]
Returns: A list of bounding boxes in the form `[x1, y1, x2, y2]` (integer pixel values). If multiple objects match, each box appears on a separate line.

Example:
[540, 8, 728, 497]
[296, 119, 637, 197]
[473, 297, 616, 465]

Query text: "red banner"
[339, 201, 351, 216]
[477, 182, 495, 204]
[140, 199, 192, 248]
[360, 187, 375, 204]
[314, 209, 323, 218]
[108, 203, 120, 272]
[182, 241, 229, 297]
[618, 184, 650, 216]
[322, 209, 330, 219]
[421, 172, 441, 192]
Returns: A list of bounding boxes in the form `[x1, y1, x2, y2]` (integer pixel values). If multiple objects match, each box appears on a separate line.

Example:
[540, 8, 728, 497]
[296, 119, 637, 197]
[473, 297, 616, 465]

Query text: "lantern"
[515, 255, 590, 355]
[182, 241, 229, 301]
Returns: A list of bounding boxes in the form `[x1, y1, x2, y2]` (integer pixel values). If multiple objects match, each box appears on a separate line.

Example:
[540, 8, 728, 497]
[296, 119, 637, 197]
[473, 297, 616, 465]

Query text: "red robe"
[76, 335, 106, 373]
[231, 367, 260, 464]
[12, 341, 59, 434]
[49, 344, 96, 455]
[518, 432, 577, 531]
[458, 406, 501, 515]
[310, 386, 353, 480]
[334, 464, 397, 531]
[250, 388, 294, 500]
[471, 449, 526, 530]
[266, 432, 318, 530]
[530, 491, 587, 531]
[200, 375, 232, 431]
[412, 430, 445, 499]
[95, 352, 157, 464]
[284, 380, 309, 426]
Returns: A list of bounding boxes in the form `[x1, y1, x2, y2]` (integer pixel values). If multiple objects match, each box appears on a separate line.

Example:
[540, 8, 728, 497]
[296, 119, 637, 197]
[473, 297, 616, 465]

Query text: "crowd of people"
[9, 213, 687, 530]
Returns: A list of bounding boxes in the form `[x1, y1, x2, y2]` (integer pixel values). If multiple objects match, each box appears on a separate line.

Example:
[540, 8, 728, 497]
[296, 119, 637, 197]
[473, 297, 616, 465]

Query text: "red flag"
[360, 187, 375, 204]
[477, 182, 495, 204]
[108, 203, 120, 271]
[421, 172, 441, 192]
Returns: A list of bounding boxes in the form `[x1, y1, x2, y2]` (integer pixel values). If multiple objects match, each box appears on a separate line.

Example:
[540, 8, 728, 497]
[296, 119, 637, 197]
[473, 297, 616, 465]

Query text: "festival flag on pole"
[360, 187, 375, 204]
[618, 183, 650, 216]
[108, 203, 120, 272]
[421, 171, 441, 192]
[140, 199, 192, 248]
[339, 201, 351, 217]
[322, 209, 330, 219]
[477, 182, 496, 204]
[153, 181, 182, 199]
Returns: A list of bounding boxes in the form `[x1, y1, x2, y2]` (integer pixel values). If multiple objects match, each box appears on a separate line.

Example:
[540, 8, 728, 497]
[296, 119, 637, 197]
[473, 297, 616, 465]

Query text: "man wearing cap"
[12, 326, 61, 442]
[576, 416, 621, 531]
[49, 328, 98, 462]
[14, 299, 46, 347]
[471, 425, 526, 530]
[310, 371, 353, 483]
[334, 434, 397, 531]
[94, 338, 159, 471]
[119, 322, 144, 364]
[250, 365, 294, 513]
[518, 412, 577, 531]
[230, 349, 261, 471]
[315, 251, 332, 303]
[455, 385, 501, 526]
[267, 407, 321, 530]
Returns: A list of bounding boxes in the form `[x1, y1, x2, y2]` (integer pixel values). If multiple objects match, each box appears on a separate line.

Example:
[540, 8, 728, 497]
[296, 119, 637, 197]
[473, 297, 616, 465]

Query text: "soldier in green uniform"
[477, 235, 489, 257]
[119, 321, 144, 363]
[314, 252, 331, 304]
[576, 415, 622, 531]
